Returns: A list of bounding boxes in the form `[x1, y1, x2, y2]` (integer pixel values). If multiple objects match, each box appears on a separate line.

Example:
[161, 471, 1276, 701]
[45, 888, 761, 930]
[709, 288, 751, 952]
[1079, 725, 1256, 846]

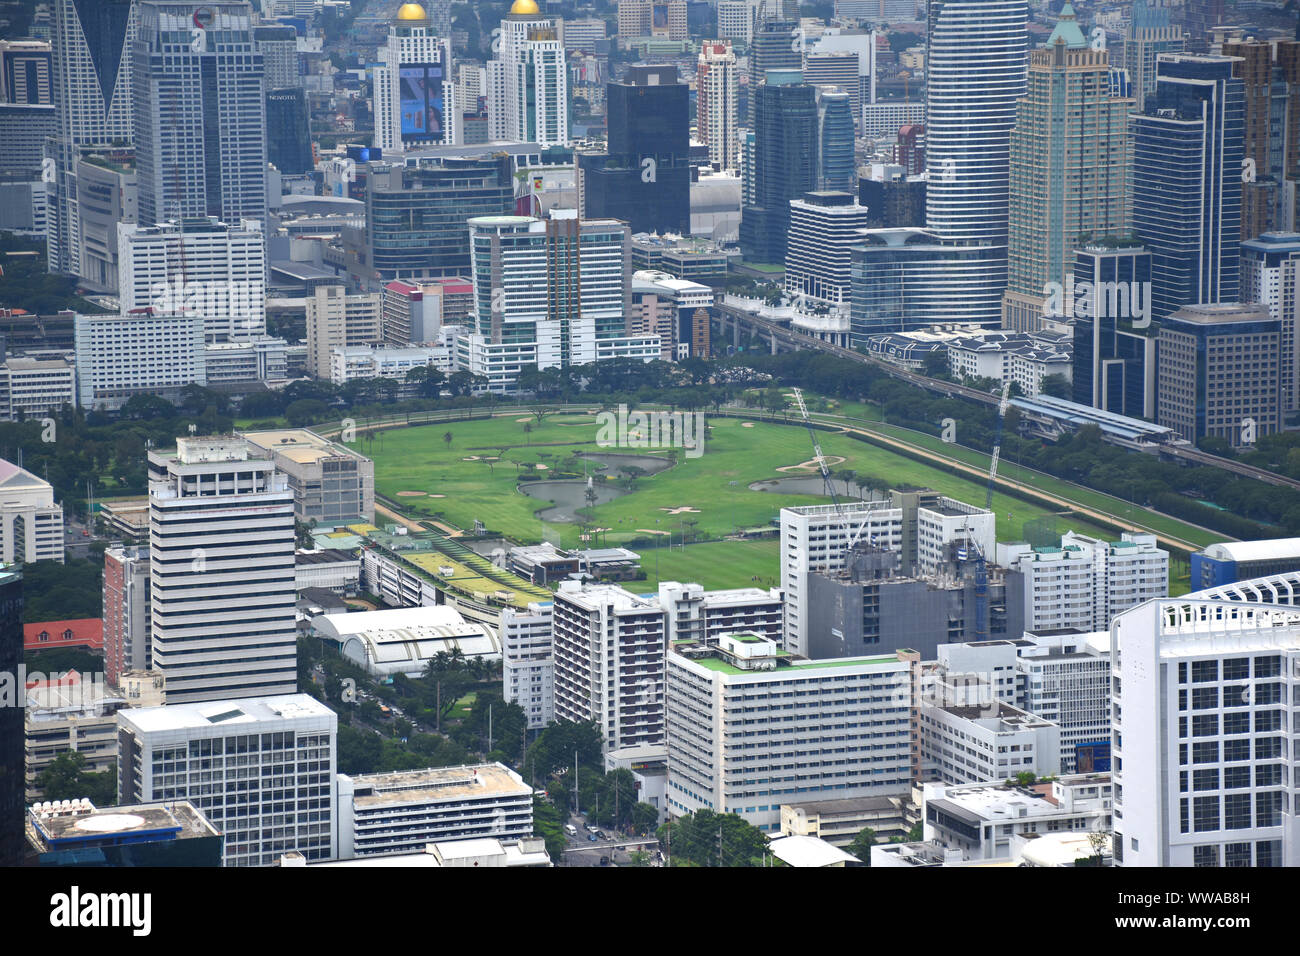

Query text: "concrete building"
[1111, 596, 1298, 867]
[501, 600, 555, 730]
[336, 763, 532, 860]
[629, 270, 713, 361]
[717, 0, 761, 44]
[0, 358, 76, 421]
[118, 218, 267, 343]
[780, 492, 995, 656]
[329, 344, 452, 385]
[495, 0, 569, 148]
[24, 676, 123, 800]
[945, 329, 1072, 396]
[780, 794, 913, 845]
[372, 2, 457, 153]
[1123, 0, 1183, 113]
[147, 437, 297, 704]
[73, 311, 207, 412]
[1191, 538, 1300, 591]
[26, 799, 222, 867]
[1240, 232, 1300, 414]
[1157, 302, 1280, 448]
[618, 0, 687, 41]
[103, 545, 151, 685]
[785, 191, 872, 307]
[0, 458, 64, 564]
[303, 836, 549, 868]
[294, 550, 361, 596]
[666, 633, 916, 832]
[72, 154, 137, 295]
[241, 428, 375, 526]
[919, 700, 1061, 786]
[552, 582, 667, 753]
[117, 694, 337, 866]
[697, 41, 739, 171]
[312, 605, 499, 679]
[656, 581, 784, 645]
[304, 285, 383, 378]
[921, 774, 1112, 861]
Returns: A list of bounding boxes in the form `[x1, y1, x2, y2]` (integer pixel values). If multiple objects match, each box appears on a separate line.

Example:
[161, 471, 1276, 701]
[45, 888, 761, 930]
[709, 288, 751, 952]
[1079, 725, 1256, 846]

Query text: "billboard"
[399, 63, 445, 142]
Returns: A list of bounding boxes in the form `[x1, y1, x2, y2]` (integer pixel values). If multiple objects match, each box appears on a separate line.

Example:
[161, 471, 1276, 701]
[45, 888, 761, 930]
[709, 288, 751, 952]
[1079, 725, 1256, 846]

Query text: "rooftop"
[119, 694, 335, 734]
[345, 763, 530, 809]
[29, 801, 219, 848]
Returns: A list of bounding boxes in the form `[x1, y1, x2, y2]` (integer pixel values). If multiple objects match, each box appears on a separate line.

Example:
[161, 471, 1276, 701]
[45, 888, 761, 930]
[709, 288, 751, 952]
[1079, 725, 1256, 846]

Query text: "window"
[1193, 769, 1219, 791]
[1193, 845, 1219, 867]
[1191, 660, 1218, 683]
[1192, 714, 1218, 737]
[1193, 797, 1220, 832]
[1192, 741, 1219, 764]
[1192, 687, 1219, 710]
[1224, 793, 1252, 830]
[1222, 658, 1249, 681]
[1224, 843, 1251, 867]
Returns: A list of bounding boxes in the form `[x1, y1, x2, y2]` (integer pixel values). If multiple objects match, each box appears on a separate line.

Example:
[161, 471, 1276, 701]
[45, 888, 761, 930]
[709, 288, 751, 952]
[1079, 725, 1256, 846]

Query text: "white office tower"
[998, 531, 1168, 633]
[656, 582, 784, 644]
[73, 311, 207, 412]
[47, 0, 138, 276]
[552, 582, 667, 753]
[496, 0, 569, 148]
[457, 212, 658, 393]
[132, 1, 267, 227]
[147, 437, 297, 705]
[666, 635, 915, 832]
[500, 601, 555, 730]
[117, 694, 337, 866]
[372, 3, 458, 152]
[1240, 233, 1300, 414]
[697, 41, 739, 171]
[717, 0, 761, 44]
[780, 494, 996, 656]
[1111, 597, 1296, 867]
[0, 459, 65, 564]
[785, 191, 872, 305]
[923, 0, 1028, 323]
[118, 218, 267, 343]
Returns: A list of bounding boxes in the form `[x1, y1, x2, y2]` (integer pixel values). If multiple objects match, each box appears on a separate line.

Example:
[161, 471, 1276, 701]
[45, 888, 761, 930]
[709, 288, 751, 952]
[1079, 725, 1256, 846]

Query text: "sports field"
[351, 413, 1117, 550]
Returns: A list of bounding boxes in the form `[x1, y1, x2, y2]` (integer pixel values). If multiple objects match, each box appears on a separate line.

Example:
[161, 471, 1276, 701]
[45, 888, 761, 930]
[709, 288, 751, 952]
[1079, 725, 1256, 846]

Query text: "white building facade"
[501, 601, 555, 730]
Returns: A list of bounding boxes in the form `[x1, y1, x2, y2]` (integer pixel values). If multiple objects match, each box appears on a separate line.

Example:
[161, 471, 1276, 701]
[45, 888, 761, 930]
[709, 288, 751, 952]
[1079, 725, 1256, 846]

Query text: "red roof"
[24, 618, 104, 653]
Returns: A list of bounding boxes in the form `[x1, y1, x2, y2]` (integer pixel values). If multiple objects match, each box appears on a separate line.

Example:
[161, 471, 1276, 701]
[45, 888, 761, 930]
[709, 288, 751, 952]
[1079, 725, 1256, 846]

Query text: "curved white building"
[924, 0, 1028, 322]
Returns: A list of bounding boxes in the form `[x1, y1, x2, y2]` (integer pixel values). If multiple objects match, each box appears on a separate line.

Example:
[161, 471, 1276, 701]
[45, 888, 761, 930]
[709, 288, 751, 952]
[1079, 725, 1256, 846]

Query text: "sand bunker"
[777, 455, 845, 473]
[516, 417, 532, 422]
[534, 464, 549, 470]
[659, 506, 701, 515]
[428, 493, 446, 498]
[462, 456, 501, 461]
[741, 422, 756, 428]
[396, 490, 426, 497]
[637, 529, 671, 536]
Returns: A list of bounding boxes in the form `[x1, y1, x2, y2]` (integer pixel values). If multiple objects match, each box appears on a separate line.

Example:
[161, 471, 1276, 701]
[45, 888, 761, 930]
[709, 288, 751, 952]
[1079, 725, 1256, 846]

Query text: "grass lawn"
[355, 413, 1119, 550]
[631, 538, 782, 592]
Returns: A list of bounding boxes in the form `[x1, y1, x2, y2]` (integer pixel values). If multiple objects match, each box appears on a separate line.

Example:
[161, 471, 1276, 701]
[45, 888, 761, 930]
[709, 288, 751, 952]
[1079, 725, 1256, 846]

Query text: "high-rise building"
[265, 89, 313, 175]
[1222, 38, 1300, 242]
[666, 634, 915, 832]
[578, 65, 690, 235]
[1001, 5, 1132, 333]
[1131, 54, 1244, 321]
[104, 544, 151, 686]
[303, 287, 382, 379]
[132, 1, 267, 227]
[373, 2, 457, 153]
[630, 270, 714, 360]
[46, 0, 138, 276]
[1157, 303, 1280, 448]
[785, 191, 872, 305]
[894, 123, 925, 174]
[73, 311, 207, 411]
[815, 87, 855, 193]
[352, 155, 514, 284]
[496, 0, 568, 148]
[0, 459, 65, 565]
[1111, 596, 1294, 867]
[1123, 0, 1182, 113]
[253, 24, 298, 92]
[73, 153, 137, 294]
[924, 0, 1028, 324]
[696, 41, 739, 171]
[455, 211, 658, 392]
[805, 27, 879, 121]
[501, 601, 555, 730]
[740, 71, 818, 264]
[552, 582, 668, 753]
[617, 0, 688, 40]
[118, 217, 266, 343]
[0, 565, 22, 866]
[1070, 241, 1157, 419]
[147, 436, 297, 705]
[1241, 232, 1300, 415]
[117, 694, 337, 866]
[717, 0, 761, 44]
[0, 40, 53, 104]
[748, 18, 801, 125]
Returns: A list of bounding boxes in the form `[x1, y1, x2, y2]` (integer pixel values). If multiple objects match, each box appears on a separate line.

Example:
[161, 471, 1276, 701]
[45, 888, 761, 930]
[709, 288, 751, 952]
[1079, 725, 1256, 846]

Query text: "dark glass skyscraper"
[1070, 242, 1156, 419]
[740, 71, 817, 264]
[816, 88, 856, 193]
[0, 565, 23, 866]
[578, 64, 690, 234]
[1131, 54, 1244, 321]
[266, 88, 313, 175]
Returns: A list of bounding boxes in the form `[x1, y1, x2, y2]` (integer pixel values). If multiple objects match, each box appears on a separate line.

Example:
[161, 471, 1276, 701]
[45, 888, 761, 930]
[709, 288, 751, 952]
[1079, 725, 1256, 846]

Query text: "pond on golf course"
[574, 452, 675, 476]
[521, 480, 631, 523]
[747, 476, 874, 498]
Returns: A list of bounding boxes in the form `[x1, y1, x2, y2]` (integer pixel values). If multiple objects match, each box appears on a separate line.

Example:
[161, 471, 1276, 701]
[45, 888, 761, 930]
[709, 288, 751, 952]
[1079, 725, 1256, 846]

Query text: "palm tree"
[443, 431, 453, 449]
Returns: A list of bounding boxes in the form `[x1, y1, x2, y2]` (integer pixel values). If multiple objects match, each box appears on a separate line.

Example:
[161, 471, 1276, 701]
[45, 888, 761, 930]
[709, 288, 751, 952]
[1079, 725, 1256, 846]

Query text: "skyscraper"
[1002, 5, 1131, 332]
[815, 86, 855, 193]
[372, 2, 457, 153]
[697, 40, 739, 170]
[456, 211, 658, 392]
[496, 0, 569, 148]
[1132, 54, 1244, 321]
[748, 17, 800, 125]
[1070, 241, 1156, 419]
[924, 0, 1028, 324]
[132, 1, 267, 228]
[0, 564, 21, 866]
[47, 0, 138, 275]
[147, 436, 297, 705]
[1241, 232, 1300, 415]
[577, 64, 690, 234]
[1123, 0, 1183, 113]
[739, 70, 817, 264]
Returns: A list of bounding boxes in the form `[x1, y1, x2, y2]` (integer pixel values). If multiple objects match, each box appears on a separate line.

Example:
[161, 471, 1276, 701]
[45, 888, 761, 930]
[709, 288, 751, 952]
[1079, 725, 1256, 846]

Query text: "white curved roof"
[1200, 538, 1300, 564]
[316, 606, 501, 675]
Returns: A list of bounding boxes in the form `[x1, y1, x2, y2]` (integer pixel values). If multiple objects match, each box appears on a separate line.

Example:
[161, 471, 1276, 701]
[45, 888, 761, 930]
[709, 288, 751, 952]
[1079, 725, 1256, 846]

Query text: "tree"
[285, 398, 330, 427]
[657, 809, 769, 867]
[443, 430, 453, 448]
[846, 826, 876, 864]
[35, 751, 117, 806]
[1038, 374, 1071, 399]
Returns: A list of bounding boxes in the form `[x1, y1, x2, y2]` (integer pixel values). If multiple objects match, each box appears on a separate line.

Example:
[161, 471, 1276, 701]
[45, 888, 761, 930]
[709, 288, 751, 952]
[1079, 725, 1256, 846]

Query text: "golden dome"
[395, 3, 427, 20]
[509, 0, 541, 15]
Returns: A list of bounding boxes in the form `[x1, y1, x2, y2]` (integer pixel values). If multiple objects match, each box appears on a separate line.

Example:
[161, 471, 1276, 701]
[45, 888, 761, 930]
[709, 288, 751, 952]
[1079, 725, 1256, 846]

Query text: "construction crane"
[973, 382, 1014, 640]
[790, 386, 840, 507]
